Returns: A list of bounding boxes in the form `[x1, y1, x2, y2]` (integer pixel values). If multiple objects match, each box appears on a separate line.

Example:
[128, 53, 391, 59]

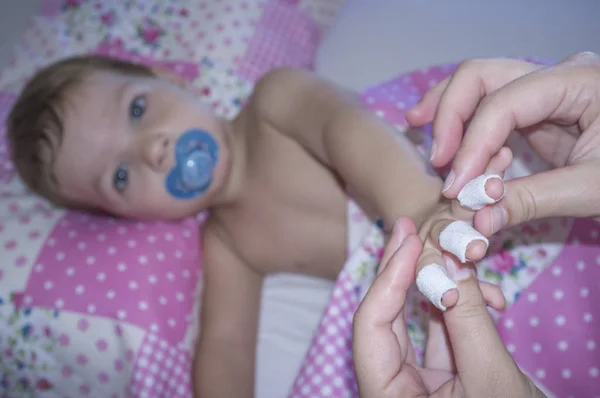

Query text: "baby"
[7, 55, 507, 397]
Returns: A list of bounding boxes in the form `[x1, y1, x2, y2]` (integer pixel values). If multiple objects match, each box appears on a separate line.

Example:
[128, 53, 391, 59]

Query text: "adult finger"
[442, 57, 597, 198]
[353, 233, 423, 392]
[423, 260, 506, 372]
[428, 219, 488, 263]
[429, 59, 540, 169]
[378, 217, 417, 275]
[406, 77, 450, 127]
[474, 162, 600, 235]
[482, 146, 512, 196]
[354, 233, 421, 330]
[418, 227, 505, 311]
[415, 243, 504, 312]
[416, 217, 491, 311]
[415, 236, 458, 311]
[442, 263, 523, 396]
[449, 146, 511, 218]
[430, 148, 512, 258]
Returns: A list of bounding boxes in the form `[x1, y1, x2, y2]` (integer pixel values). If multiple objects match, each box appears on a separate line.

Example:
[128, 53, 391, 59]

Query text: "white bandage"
[457, 174, 503, 210]
[416, 264, 457, 311]
[439, 220, 489, 263]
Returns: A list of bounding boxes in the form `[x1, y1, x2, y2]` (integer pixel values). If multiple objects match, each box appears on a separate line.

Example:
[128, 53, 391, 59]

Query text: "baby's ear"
[151, 66, 188, 89]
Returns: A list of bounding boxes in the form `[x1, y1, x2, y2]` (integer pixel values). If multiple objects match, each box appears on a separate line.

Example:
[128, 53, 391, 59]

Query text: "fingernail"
[490, 206, 508, 234]
[445, 255, 476, 281]
[484, 176, 505, 201]
[442, 170, 455, 193]
[429, 140, 437, 163]
[392, 220, 408, 246]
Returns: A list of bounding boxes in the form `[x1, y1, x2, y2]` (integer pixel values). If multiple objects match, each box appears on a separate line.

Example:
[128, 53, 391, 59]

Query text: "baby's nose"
[142, 134, 170, 171]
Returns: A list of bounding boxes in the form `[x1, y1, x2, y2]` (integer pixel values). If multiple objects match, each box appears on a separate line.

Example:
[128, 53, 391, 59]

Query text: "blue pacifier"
[166, 129, 219, 200]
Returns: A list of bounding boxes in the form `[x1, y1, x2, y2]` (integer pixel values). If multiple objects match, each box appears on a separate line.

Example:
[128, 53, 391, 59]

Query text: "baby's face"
[53, 71, 231, 219]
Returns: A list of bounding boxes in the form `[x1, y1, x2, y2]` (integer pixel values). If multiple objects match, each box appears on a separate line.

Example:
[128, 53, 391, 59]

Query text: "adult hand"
[352, 216, 544, 398]
[407, 52, 600, 235]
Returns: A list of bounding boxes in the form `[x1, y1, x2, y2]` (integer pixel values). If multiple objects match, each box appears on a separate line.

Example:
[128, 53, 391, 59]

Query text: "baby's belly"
[235, 216, 347, 280]
[269, 235, 346, 279]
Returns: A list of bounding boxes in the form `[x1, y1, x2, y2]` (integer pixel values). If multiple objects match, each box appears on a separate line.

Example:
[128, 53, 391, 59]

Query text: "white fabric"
[257, 273, 333, 398]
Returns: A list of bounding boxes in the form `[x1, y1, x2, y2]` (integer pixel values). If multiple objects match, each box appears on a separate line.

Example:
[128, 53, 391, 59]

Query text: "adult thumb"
[474, 163, 600, 236]
[442, 261, 523, 396]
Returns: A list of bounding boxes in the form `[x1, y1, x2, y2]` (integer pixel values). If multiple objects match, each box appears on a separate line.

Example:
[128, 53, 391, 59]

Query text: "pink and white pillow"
[1, 0, 343, 91]
[0, 0, 346, 396]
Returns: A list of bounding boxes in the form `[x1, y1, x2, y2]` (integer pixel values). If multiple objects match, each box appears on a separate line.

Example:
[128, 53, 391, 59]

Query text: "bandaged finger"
[416, 263, 457, 311]
[439, 220, 488, 263]
[457, 174, 503, 210]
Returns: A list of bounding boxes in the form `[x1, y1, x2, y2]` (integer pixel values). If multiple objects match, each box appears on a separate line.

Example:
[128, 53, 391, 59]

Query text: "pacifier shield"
[166, 129, 219, 200]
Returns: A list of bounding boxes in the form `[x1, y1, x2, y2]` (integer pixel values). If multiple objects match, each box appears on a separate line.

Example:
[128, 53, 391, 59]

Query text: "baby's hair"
[6, 55, 155, 207]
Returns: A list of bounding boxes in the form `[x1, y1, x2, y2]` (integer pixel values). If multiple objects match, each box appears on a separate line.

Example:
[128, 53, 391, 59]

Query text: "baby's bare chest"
[217, 134, 348, 278]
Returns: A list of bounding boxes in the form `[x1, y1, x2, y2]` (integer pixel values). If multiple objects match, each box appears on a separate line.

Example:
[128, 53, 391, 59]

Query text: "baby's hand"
[415, 147, 513, 312]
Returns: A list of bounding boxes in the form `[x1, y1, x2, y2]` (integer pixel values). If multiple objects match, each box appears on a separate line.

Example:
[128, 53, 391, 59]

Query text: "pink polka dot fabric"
[20, 213, 201, 345]
[236, 0, 322, 81]
[290, 271, 360, 398]
[497, 217, 600, 397]
[130, 333, 194, 397]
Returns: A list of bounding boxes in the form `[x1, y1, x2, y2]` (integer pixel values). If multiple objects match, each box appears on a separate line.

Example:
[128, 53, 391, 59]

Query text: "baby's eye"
[113, 164, 129, 193]
[129, 95, 146, 121]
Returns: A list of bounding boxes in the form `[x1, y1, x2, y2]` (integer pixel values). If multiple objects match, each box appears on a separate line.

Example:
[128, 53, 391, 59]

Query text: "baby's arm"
[250, 68, 443, 228]
[194, 223, 263, 398]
